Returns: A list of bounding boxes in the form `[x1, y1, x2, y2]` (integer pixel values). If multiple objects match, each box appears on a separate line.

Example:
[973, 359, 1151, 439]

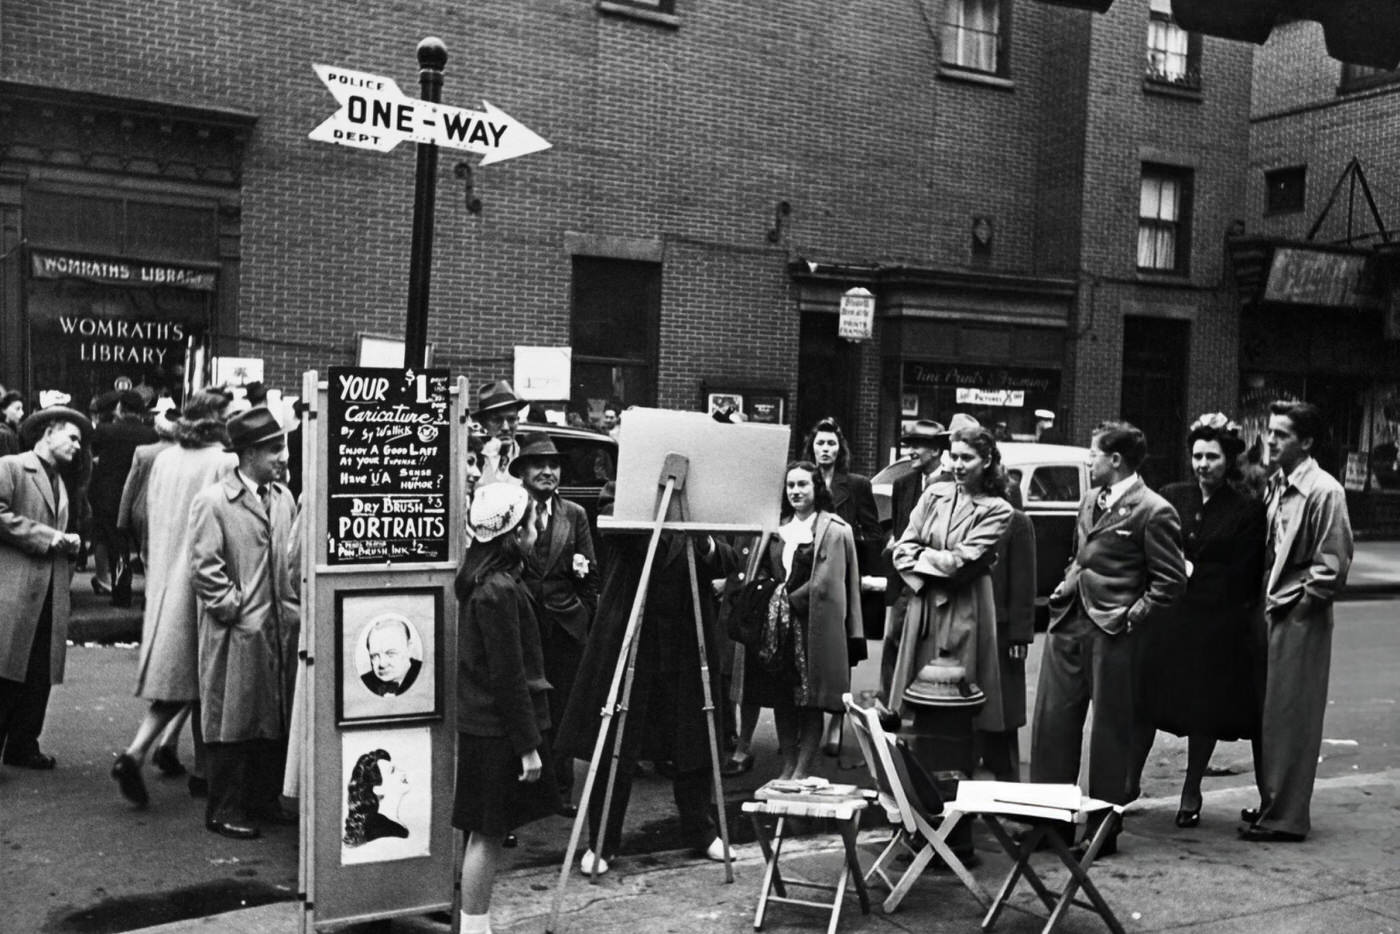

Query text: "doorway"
[1120, 316, 1190, 488]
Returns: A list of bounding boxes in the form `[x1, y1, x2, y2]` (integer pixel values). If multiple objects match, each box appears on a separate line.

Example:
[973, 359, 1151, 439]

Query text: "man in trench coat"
[1241, 400, 1353, 843]
[0, 407, 90, 769]
[189, 408, 299, 839]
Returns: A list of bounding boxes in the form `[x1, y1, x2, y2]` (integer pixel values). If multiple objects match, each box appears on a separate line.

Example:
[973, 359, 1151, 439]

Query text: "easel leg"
[545, 479, 676, 933]
[685, 537, 734, 882]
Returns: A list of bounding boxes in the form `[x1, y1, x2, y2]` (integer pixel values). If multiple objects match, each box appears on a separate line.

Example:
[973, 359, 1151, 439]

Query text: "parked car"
[871, 441, 1091, 625]
[518, 422, 617, 526]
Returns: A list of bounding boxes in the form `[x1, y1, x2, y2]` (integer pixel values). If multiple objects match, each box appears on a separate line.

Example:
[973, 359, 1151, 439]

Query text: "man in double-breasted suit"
[1030, 421, 1186, 851]
[513, 433, 599, 814]
[0, 406, 90, 770]
[1240, 400, 1353, 843]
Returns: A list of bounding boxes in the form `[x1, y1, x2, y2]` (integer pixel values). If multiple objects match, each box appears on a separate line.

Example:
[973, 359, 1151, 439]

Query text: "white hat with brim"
[470, 483, 531, 543]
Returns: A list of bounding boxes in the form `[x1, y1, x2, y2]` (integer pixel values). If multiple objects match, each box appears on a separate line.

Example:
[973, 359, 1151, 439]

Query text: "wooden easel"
[546, 453, 767, 933]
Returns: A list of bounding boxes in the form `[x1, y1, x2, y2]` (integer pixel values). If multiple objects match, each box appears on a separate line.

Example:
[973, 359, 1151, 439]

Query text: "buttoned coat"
[134, 442, 236, 700]
[889, 487, 1013, 727]
[521, 495, 599, 646]
[189, 474, 300, 743]
[1047, 477, 1187, 634]
[0, 452, 74, 683]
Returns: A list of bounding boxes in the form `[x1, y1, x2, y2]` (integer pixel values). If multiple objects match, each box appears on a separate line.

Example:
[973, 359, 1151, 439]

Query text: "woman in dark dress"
[1138, 415, 1265, 828]
[802, 417, 881, 755]
[453, 484, 559, 934]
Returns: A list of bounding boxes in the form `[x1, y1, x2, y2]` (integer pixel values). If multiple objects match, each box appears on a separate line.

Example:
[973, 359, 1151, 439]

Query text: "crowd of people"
[0, 374, 1357, 934]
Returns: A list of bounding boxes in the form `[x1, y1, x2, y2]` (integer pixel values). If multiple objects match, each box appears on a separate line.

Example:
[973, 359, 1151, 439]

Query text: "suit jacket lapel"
[545, 496, 568, 570]
[828, 473, 850, 513]
[1266, 478, 1303, 593]
[944, 491, 979, 541]
[1086, 477, 1144, 538]
[24, 455, 57, 520]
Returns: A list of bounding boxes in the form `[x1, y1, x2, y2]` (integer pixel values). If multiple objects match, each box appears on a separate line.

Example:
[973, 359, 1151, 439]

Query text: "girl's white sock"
[460, 910, 492, 934]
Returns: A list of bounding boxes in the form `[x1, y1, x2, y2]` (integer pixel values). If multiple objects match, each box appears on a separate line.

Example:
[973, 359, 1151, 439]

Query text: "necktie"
[535, 501, 549, 540]
[257, 484, 270, 513]
[1092, 487, 1109, 522]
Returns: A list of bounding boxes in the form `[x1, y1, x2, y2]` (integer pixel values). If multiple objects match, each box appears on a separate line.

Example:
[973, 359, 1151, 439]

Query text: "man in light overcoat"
[189, 408, 299, 839]
[1240, 400, 1353, 843]
[0, 406, 90, 769]
[1030, 421, 1186, 853]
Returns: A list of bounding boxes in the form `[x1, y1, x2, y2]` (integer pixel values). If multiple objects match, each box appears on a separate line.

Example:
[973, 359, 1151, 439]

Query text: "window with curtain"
[942, 0, 1005, 75]
[1146, 0, 1200, 89]
[1138, 164, 1192, 273]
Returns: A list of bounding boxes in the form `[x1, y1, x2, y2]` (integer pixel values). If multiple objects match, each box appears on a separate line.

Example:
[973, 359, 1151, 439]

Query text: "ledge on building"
[1142, 78, 1203, 103]
[596, 1, 679, 28]
[936, 66, 1015, 92]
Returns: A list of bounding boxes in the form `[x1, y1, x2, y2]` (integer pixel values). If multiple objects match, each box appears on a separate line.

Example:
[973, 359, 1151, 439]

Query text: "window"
[1028, 466, 1080, 504]
[1146, 0, 1200, 89]
[1138, 164, 1193, 274]
[570, 256, 661, 416]
[941, 0, 1006, 75]
[1339, 63, 1400, 94]
[1265, 166, 1307, 215]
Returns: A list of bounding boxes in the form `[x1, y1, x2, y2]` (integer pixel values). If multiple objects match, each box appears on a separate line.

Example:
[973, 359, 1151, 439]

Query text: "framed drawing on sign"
[335, 588, 442, 726]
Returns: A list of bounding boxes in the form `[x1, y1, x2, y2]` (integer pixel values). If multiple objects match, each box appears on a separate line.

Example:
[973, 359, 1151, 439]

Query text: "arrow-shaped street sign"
[308, 64, 551, 165]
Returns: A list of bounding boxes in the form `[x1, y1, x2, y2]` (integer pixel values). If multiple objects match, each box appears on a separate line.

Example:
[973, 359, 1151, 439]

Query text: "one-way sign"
[309, 64, 551, 165]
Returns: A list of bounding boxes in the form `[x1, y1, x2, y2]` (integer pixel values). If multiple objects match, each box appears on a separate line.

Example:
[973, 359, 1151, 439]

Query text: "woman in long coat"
[889, 426, 1013, 729]
[1136, 415, 1265, 828]
[110, 391, 234, 805]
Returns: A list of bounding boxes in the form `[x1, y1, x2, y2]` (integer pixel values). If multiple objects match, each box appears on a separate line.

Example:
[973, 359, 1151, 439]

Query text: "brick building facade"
[2, 0, 1254, 482]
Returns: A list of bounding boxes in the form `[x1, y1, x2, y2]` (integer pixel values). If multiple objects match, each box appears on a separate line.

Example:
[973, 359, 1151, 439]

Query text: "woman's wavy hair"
[950, 426, 1010, 499]
[174, 389, 231, 450]
[343, 749, 391, 846]
[801, 417, 850, 474]
[779, 459, 836, 519]
[1187, 413, 1246, 484]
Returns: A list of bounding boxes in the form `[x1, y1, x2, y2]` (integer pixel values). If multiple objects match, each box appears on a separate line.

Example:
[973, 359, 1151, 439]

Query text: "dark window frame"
[1264, 165, 1307, 216]
[940, 0, 1012, 78]
[1137, 163, 1194, 276]
[569, 256, 662, 411]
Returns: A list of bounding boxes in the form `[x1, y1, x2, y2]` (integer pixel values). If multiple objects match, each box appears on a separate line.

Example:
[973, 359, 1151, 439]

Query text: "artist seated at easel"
[556, 483, 741, 876]
[512, 433, 599, 816]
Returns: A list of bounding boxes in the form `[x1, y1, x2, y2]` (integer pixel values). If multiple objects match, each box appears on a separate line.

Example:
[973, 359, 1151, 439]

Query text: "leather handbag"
[717, 571, 779, 648]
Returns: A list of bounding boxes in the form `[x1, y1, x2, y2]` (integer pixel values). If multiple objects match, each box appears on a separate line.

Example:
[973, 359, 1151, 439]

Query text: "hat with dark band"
[900, 419, 947, 446]
[225, 407, 286, 452]
[472, 380, 527, 419]
[508, 432, 563, 477]
[19, 406, 94, 449]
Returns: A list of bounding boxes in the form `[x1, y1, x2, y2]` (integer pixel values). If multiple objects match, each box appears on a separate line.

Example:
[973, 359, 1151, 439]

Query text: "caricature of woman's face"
[374, 759, 410, 804]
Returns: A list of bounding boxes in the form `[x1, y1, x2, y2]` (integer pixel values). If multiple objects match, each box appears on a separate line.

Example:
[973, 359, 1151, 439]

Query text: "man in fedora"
[512, 432, 598, 815]
[473, 380, 529, 486]
[188, 407, 299, 839]
[0, 405, 91, 770]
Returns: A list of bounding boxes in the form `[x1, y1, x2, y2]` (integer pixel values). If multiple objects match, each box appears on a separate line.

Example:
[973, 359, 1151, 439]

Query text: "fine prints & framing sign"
[326, 367, 451, 564]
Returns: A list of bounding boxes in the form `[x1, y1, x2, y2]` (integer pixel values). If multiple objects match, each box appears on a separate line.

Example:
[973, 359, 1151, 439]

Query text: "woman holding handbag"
[888, 426, 1015, 731]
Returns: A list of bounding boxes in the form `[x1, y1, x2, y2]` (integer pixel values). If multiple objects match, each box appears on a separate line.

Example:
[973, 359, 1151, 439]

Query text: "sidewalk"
[124, 771, 1400, 933]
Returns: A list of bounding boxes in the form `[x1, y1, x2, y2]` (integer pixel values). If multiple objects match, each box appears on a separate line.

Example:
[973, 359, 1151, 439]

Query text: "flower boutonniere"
[572, 553, 590, 579]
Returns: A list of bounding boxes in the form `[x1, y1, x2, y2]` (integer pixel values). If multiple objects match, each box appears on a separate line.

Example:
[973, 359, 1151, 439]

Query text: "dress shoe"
[502, 833, 518, 849]
[3, 751, 56, 770]
[579, 849, 609, 875]
[111, 753, 149, 806]
[151, 745, 187, 777]
[1175, 808, 1201, 829]
[92, 577, 112, 595]
[1240, 807, 1261, 824]
[720, 753, 754, 777]
[206, 819, 261, 840]
[822, 740, 841, 758]
[1239, 826, 1305, 843]
[557, 803, 579, 819]
[188, 775, 209, 798]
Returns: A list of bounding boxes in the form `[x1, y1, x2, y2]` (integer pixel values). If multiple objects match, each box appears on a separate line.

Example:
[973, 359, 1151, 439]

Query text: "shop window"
[1138, 164, 1193, 274]
[941, 0, 1008, 76]
[1339, 63, 1400, 94]
[570, 256, 660, 422]
[1146, 0, 1201, 90]
[1028, 465, 1080, 503]
[1264, 166, 1307, 215]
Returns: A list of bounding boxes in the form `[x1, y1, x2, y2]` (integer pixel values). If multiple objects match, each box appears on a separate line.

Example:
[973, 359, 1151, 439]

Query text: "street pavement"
[2, 542, 1397, 934]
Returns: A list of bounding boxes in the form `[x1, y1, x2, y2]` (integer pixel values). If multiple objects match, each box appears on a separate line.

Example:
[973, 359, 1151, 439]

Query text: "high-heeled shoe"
[1174, 808, 1201, 828]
